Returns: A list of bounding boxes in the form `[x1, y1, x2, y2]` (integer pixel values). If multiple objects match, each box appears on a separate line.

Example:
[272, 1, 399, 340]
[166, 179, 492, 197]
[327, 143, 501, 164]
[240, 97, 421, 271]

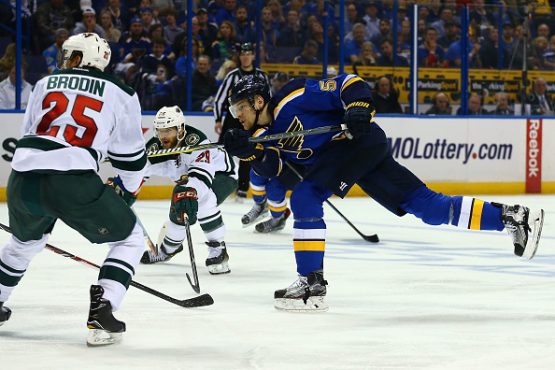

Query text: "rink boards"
[0, 113, 553, 200]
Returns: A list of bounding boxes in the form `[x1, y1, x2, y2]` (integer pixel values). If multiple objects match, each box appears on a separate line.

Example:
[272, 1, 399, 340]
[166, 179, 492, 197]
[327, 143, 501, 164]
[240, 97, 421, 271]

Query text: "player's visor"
[228, 100, 251, 119]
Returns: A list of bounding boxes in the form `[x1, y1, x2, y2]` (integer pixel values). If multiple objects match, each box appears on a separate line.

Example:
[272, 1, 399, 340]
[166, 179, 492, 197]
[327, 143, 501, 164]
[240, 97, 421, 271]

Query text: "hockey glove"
[170, 185, 198, 225]
[223, 129, 264, 161]
[344, 102, 374, 139]
[107, 176, 138, 207]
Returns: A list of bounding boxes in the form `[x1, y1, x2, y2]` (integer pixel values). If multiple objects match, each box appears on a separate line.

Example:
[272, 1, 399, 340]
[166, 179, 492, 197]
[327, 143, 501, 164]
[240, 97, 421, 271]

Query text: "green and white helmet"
[60, 33, 111, 71]
[153, 105, 186, 140]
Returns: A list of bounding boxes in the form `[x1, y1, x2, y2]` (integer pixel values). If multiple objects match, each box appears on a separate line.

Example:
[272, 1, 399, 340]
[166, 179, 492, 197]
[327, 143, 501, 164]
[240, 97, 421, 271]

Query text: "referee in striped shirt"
[213, 42, 270, 199]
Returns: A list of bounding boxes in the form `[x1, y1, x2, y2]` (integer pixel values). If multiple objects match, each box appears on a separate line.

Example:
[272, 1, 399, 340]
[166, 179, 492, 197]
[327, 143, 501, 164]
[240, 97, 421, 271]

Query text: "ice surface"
[1, 195, 555, 370]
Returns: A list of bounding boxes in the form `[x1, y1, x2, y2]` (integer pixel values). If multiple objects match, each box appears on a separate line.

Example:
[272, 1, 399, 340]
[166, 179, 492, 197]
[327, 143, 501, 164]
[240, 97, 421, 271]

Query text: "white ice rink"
[1, 195, 555, 370]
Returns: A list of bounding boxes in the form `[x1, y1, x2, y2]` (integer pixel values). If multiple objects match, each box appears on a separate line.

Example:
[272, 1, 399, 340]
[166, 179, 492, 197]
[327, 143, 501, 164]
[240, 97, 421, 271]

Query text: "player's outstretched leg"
[86, 285, 126, 346]
[205, 241, 230, 274]
[255, 208, 291, 233]
[242, 201, 269, 227]
[274, 270, 328, 312]
[497, 204, 544, 259]
[0, 302, 11, 326]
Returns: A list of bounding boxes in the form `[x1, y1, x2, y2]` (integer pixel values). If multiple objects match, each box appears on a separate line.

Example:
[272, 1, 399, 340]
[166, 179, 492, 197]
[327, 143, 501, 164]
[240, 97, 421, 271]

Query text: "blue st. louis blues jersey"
[259, 73, 374, 170]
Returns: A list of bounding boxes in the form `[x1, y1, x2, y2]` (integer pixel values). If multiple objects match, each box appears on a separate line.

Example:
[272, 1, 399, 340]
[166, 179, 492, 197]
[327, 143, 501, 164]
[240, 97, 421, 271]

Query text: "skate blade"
[207, 261, 231, 275]
[523, 209, 545, 260]
[242, 212, 270, 228]
[86, 329, 123, 346]
[274, 296, 329, 312]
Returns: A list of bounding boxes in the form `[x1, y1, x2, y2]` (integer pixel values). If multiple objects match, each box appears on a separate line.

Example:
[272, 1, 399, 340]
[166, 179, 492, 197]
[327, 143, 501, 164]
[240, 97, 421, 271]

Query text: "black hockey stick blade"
[363, 233, 380, 243]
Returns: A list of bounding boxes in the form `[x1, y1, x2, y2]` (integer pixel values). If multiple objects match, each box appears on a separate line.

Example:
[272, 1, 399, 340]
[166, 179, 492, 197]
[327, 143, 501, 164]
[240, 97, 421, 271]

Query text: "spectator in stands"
[308, 20, 337, 63]
[344, 2, 365, 35]
[457, 93, 488, 115]
[537, 23, 550, 39]
[0, 65, 32, 110]
[152, 0, 173, 14]
[529, 36, 549, 70]
[175, 38, 200, 78]
[100, 9, 121, 43]
[373, 76, 402, 114]
[425, 92, 452, 115]
[267, 0, 286, 26]
[446, 25, 481, 68]
[142, 63, 172, 110]
[490, 92, 514, 115]
[196, 8, 218, 58]
[528, 77, 554, 115]
[0, 43, 16, 81]
[293, 40, 320, 64]
[469, 0, 494, 31]
[345, 23, 367, 63]
[215, 0, 237, 25]
[261, 6, 279, 49]
[103, 0, 127, 31]
[234, 5, 255, 44]
[277, 9, 304, 48]
[119, 17, 151, 61]
[370, 19, 392, 52]
[142, 37, 173, 75]
[140, 7, 159, 32]
[438, 21, 460, 50]
[398, 18, 412, 58]
[363, 1, 380, 41]
[43, 28, 69, 73]
[163, 9, 182, 45]
[211, 21, 238, 64]
[480, 26, 500, 69]
[191, 55, 217, 111]
[270, 72, 289, 95]
[418, 27, 446, 67]
[377, 38, 408, 66]
[431, 8, 455, 39]
[355, 41, 377, 66]
[35, 0, 75, 51]
[73, 8, 105, 37]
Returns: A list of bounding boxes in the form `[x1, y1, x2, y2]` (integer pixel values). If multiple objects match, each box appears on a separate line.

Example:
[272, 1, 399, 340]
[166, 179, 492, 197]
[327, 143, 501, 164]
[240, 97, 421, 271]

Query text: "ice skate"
[500, 204, 544, 260]
[86, 285, 125, 346]
[0, 302, 12, 326]
[205, 241, 230, 274]
[140, 243, 183, 264]
[274, 270, 328, 312]
[242, 201, 269, 227]
[255, 208, 291, 233]
[235, 189, 248, 203]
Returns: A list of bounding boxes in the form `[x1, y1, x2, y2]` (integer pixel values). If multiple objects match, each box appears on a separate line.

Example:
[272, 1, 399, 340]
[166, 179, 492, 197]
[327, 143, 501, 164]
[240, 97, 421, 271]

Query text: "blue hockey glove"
[344, 102, 374, 139]
[170, 185, 198, 225]
[107, 176, 139, 207]
[223, 128, 264, 161]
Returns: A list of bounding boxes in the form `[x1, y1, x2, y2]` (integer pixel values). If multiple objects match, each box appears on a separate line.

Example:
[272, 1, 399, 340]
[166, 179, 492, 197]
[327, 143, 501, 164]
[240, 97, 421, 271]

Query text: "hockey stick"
[283, 162, 380, 243]
[184, 218, 201, 293]
[0, 222, 214, 308]
[132, 208, 158, 255]
[147, 125, 344, 158]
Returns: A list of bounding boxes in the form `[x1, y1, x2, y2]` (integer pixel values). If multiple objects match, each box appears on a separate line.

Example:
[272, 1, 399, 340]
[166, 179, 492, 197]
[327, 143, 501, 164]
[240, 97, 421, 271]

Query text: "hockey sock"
[401, 186, 504, 231]
[268, 198, 288, 218]
[291, 180, 332, 276]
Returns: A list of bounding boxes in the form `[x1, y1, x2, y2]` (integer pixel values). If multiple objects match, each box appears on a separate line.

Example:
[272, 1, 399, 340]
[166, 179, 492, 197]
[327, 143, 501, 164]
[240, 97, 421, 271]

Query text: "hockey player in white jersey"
[140, 106, 238, 274]
[0, 33, 147, 346]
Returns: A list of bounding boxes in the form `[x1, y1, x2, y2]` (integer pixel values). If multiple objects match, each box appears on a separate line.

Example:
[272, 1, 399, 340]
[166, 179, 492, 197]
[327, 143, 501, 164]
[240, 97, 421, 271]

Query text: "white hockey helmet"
[153, 105, 186, 140]
[60, 33, 111, 71]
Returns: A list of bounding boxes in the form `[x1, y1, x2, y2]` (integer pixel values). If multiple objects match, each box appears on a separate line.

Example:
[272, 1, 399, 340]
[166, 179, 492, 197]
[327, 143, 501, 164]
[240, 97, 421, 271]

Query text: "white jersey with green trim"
[11, 67, 146, 192]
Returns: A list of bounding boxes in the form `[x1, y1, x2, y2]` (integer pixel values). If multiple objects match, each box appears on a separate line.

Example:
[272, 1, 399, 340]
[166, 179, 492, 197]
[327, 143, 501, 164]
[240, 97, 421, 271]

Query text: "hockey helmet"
[60, 33, 111, 71]
[153, 105, 186, 141]
[228, 75, 270, 118]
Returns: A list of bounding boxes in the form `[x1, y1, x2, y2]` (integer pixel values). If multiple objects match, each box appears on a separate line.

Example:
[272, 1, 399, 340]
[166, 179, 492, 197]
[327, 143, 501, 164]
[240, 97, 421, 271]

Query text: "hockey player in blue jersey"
[222, 74, 545, 312]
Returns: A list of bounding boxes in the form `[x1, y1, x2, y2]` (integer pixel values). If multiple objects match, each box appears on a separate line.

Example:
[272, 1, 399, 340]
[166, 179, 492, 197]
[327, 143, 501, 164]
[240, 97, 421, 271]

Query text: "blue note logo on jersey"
[277, 116, 314, 160]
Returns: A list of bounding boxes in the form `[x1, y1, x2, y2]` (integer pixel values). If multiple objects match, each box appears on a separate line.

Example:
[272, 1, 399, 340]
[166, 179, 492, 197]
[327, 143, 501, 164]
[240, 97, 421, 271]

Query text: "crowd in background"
[0, 0, 554, 115]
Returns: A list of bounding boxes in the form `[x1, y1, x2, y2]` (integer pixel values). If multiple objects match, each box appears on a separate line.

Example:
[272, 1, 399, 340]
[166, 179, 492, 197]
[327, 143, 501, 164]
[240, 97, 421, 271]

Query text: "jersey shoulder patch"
[146, 137, 161, 152]
[184, 126, 208, 146]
